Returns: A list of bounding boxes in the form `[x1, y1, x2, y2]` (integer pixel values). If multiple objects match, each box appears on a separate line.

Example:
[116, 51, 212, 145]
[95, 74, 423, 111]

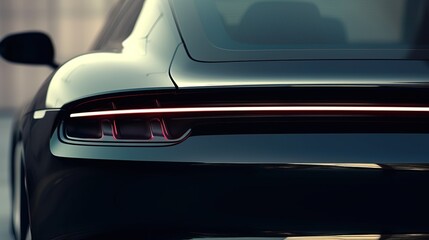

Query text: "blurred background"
[0, 0, 119, 111]
[0, 1, 119, 239]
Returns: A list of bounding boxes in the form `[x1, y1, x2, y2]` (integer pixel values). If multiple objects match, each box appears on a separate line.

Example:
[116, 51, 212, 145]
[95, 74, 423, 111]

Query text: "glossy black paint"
[27, 159, 429, 238]
[171, 45, 429, 88]
[5, 0, 429, 239]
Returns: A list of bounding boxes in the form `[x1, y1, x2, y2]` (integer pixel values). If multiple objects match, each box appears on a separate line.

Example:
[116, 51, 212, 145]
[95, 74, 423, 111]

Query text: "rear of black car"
[21, 0, 429, 239]
[20, 85, 428, 239]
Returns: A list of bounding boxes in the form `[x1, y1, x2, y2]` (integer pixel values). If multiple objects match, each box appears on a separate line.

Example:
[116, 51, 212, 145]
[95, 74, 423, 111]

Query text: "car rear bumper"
[23, 110, 429, 239]
[28, 158, 429, 239]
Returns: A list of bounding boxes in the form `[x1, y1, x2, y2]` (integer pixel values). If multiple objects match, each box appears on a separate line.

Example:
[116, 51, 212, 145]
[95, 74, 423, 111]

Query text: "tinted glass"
[171, 0, 429, 61]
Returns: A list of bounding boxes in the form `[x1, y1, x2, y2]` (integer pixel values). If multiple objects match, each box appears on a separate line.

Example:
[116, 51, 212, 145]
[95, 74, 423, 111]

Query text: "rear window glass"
[171, 0, 429, 61]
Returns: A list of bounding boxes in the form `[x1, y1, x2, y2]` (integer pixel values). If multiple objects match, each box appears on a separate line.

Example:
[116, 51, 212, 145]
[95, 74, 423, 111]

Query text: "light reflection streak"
[296, 163, 382, 169]
[70, 106, 429, 118]
[285, 235, 380, 240]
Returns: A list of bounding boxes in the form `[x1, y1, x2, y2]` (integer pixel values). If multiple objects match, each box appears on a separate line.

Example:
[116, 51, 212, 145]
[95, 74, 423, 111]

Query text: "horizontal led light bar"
[70, 106, 429, 118]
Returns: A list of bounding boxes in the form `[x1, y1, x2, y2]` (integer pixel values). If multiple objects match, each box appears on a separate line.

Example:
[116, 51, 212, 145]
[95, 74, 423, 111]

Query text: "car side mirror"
[0, 32, 58, 68]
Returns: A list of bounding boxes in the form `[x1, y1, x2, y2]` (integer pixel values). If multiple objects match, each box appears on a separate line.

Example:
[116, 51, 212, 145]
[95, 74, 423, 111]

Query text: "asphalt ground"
[0, 112, 14, 240]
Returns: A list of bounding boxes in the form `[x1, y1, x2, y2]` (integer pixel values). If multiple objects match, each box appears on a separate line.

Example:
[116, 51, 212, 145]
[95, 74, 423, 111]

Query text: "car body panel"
[51, 128, 429, 163]
[44, 0, 180, 109]
[170, 45, 429, 89]
[44, 52, 177, 109]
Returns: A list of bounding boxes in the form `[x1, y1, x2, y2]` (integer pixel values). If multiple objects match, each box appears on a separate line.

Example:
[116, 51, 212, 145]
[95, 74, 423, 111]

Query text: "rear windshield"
[171, 0, 429, 61]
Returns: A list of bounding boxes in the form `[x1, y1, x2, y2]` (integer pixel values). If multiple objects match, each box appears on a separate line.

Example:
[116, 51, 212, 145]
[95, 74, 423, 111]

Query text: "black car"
[2, 0, 429, 239]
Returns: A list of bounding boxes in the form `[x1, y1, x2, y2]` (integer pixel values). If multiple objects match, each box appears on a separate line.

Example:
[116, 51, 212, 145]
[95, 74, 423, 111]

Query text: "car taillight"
[63, 104, 429, 143]
[58, 87, 429, 145]
[65, 118, 103, 139]
[63, 116, 188, 144]
[114, 118, 152, 140]
[69, 105, 429, 118]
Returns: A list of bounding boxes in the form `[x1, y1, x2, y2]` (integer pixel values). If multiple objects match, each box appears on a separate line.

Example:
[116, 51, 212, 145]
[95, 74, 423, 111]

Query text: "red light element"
[70, 106, 429, 118]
